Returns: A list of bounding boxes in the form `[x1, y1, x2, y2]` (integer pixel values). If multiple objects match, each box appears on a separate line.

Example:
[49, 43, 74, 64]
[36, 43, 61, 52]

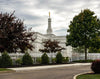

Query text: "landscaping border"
[9, 63, 91, 72]
[73, 72, 92, 79]
[0, 70, 15, 73]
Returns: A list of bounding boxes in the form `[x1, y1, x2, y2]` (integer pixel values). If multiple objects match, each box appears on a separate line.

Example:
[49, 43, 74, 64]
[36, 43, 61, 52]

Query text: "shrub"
[56, 52, 63, 64]
[86, 59, 94, 62]
[52, 58, 56, 64]
[62, 57, 69, 63]
[73, 59, 94, 63]
[36, 57, 41, 64]
[91, 60, 100, 73]
[1, 51, 12, 67]
[22, 52, 33, 66]
[15, 58, 22, 66]
[41, 53, 49, 64]
[0, 56, 1, 67]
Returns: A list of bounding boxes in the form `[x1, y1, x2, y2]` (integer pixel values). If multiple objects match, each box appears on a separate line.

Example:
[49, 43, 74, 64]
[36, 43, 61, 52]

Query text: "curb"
[9, 63, 91, 72]
[0, 70, 15, 74]
[73, 72, 92, 79]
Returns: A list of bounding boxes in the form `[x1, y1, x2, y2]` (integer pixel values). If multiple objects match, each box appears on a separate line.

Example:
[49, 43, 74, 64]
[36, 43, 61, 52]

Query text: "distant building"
[30, 12, 72, 58]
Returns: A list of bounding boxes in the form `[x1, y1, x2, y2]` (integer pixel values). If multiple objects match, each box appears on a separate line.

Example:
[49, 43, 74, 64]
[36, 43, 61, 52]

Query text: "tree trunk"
[84, 46, 87, 61]
[50, 51, 52, 63]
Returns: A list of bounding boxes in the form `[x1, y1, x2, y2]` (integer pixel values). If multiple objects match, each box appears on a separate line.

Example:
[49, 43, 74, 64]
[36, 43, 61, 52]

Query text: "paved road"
[0, 65, 91, 79]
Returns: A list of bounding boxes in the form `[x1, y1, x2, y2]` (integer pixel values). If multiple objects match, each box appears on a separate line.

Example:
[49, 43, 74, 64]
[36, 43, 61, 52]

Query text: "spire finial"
[49, 12, 50, 18]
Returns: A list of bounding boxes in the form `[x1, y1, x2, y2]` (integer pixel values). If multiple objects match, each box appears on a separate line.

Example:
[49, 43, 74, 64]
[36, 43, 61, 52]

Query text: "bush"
[15, 58, 22, 66]
[22, 52, 33, 66]
[41, 53, 49, 64]
[0, 51, 12, 67]
[91, 60, 100, 73]
[52, 58, 56, 64]
[62, 57, 69, 63]
[0, 56, 1, 67]
[56, 52, 63, 64]
[73, 59, 94, 63]
[36, 57, 41, 64]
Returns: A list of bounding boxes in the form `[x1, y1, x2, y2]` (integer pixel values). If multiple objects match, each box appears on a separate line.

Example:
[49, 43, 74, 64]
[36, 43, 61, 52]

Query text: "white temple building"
[30, 12, 72, 58]
[3, 13, 100, 62]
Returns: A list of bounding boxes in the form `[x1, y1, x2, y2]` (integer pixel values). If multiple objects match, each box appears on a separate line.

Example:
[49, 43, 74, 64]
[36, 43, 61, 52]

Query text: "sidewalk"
[9, 63, 91, 72]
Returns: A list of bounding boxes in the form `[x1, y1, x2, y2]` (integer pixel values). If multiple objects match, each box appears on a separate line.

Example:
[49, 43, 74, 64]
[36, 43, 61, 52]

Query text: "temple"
[30, 12, 72, 58]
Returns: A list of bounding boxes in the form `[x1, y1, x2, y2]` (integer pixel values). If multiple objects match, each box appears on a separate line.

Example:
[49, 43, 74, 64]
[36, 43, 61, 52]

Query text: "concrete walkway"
[9, 63, 91, 72]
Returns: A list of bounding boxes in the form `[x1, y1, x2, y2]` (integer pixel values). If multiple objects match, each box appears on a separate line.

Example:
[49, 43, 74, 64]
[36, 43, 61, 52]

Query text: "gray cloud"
[17, 13, 43, 21]
[0, 0, 100, 35]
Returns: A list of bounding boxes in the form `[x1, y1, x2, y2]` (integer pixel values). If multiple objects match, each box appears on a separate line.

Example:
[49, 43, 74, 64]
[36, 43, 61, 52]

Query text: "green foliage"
[41, 53, 49, 64]
[72, 47, 85, 53]
[66, 9, 100, 60]
[67, 9, 98, 47]
[89, 47, 100, 53]
[56, 52, 63, 64]
[36, 57, 41, 64]
[52, 58, 56, 64]
[15, 58, 22, 66]
[62, 57, 69, 63]
[22, 52, 33, 66]
[0, 51, 12, 67]
[89, 34, 100, 53]
[0, 68, 12, 71]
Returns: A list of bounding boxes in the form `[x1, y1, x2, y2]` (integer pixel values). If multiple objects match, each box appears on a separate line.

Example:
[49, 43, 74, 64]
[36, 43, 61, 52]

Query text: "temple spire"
[49, 12, 50, 18]
[47, 12, 52, 34]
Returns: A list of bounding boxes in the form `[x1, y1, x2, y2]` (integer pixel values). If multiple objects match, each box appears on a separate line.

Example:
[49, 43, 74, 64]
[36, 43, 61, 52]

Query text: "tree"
[39, 39, 64, 63]
[56, 51, 63, 64]
[66, 9, 100, 60]
[22, 52, 33, 65]
[0, 51, 12, 67]
[89, 29, 100, 53]
[89, 47, 100, 53]
[0, 11, 35, 53]
[72, 46, 85, 53]
[89, 36, 100, 53]
[41, 53, 49, 64]
[39, 39, 64, 53]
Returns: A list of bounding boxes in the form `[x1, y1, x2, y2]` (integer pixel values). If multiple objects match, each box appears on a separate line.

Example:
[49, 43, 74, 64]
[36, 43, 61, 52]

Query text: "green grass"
[0, 68, 12, 71]
[77, 74, 100, 79]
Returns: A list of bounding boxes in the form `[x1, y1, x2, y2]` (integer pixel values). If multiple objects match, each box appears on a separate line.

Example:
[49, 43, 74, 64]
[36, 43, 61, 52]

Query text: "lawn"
[77, 74, 100, 79]
[0, 68, 12, 71]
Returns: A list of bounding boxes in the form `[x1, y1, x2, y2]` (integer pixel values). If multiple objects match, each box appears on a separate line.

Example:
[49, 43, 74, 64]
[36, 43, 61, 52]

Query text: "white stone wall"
[30, 32, 73, 58]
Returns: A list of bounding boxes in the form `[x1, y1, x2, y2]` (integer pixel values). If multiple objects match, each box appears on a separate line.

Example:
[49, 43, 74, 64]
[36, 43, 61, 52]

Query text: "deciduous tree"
[39, 39, 64, 63]
[39, 39, 64, 53]
[0, 12, 35, 53]
[66, 9, 100, 60]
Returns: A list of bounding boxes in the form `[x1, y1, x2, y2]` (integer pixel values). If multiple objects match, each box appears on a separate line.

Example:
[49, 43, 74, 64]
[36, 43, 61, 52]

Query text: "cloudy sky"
[0, 0, 100, 36]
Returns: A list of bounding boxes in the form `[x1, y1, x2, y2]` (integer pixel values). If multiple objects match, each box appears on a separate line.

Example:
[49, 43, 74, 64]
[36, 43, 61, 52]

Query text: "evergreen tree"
[41, 53, 49, 64]
[56, 52, 63, 64]
[22, 52, 33, 65]
[1, 51, 12, 67]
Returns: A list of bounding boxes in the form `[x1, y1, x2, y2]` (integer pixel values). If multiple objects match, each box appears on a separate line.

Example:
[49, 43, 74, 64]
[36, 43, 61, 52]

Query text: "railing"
[1, 52, 100, 61]
[0, 53, 57, 59]
[72, 53, 100, 61]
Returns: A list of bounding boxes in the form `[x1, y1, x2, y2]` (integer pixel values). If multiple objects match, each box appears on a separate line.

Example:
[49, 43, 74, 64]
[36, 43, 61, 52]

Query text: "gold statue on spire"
[49, 12, 50, 18]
